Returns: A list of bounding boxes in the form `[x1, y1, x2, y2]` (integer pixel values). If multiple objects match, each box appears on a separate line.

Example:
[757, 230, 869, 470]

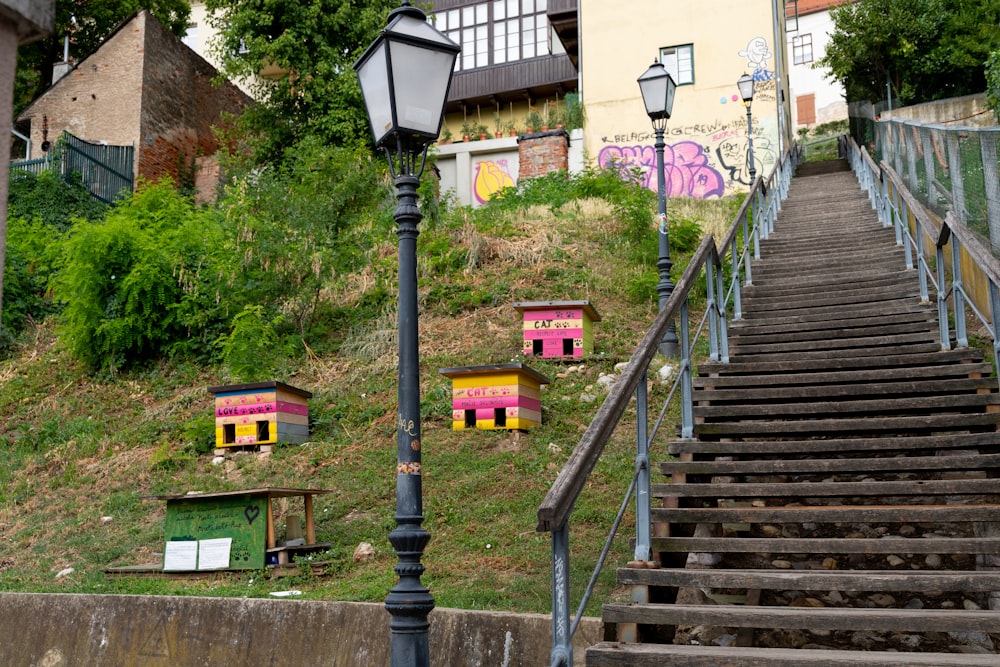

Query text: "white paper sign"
[163, 541, 198, 571]
[197, 537, 233, 570]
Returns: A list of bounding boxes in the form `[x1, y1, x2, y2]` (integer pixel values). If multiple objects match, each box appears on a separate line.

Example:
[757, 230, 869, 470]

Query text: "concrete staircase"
[587, 160, 1000, 665]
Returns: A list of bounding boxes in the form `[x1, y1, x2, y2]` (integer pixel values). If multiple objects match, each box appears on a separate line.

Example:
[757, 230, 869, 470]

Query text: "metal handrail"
[536, 143, 800, 666]
[843, 134, 1000, 388]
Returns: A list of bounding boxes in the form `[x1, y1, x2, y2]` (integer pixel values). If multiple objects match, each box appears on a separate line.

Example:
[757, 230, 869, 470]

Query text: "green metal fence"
[9, 132, 134, 204]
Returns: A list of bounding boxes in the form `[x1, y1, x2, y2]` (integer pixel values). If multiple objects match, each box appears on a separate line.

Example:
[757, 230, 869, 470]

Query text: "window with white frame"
[659, 44, 694, 85]
[792, 33, 813, 65]
[435, 0, 550, 71]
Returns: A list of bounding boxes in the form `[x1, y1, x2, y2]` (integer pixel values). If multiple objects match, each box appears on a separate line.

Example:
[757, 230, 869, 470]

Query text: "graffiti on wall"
[739, 36, 774, 81]
[716, 132, 774, 185]
[594, 34, 783, 197]
[597, 141, 726, 199]
[473, 159, 516, 204]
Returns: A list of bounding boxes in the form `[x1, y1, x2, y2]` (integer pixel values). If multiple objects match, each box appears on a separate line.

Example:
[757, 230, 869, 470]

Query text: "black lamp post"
[737, 73, 757, 183]
[354, 4, 459, 666]
[637, 61, 679, 357]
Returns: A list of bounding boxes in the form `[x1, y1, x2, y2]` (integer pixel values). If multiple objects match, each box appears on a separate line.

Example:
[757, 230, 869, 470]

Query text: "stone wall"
[20, 14, 145, 155]
[0, 593, 602, 666]
[137, 11, 250, 185]
[16, 10, 249, 185]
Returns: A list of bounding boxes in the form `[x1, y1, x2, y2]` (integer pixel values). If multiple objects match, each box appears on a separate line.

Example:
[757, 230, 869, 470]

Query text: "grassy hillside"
[0, 188, 736, 615]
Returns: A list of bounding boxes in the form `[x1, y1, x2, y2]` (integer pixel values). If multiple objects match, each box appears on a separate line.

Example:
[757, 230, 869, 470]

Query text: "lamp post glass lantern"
[354, 4, 459, 666]
[737, 73, 757, 183]
[637, 61, 679, 357]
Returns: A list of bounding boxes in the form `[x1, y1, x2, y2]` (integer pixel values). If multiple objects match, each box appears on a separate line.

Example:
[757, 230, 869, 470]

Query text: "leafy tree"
[821, 0, 1000, 105]
[987, 51, 1000, 122]
[216, 138, 393, 334]
[203, 0, 397, 163]
[52, 181, 227, 373]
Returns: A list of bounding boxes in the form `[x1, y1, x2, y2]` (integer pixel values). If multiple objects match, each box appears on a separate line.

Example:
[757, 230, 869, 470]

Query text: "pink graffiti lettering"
[597, 141, 726, 199]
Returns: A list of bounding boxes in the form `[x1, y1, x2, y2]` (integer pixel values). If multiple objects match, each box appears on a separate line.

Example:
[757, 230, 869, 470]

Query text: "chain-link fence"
[874, 119, 1000, 254]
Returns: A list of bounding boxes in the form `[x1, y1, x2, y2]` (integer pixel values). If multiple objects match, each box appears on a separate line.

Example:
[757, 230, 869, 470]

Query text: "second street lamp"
[637, 60, 679, 357]
[737, 72, 757, 183]
[354, 3, 460, 666]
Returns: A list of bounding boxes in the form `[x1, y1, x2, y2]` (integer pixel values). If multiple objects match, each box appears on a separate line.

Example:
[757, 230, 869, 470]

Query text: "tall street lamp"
[354, 4, 459, 666]
[637, 61, 679, 357]
[737, 73, 757, 183]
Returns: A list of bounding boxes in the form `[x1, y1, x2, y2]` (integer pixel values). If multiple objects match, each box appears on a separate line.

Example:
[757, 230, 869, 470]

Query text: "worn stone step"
[729, 319, 936, 343]
[601, 603, 1000, 633]
[762, 230, 887, 246]
[586, 642, 1000, 666]
[695, 378, 997, 404]
[652, 478, 1000, 499]
[651, 504, 1000, 524]
[729, 304, 937, 337]
[740, 285, 919, 312]
[694, 392, 1000, 419]
[696, 349, 983, 376]
[615, 567, 1000, 593]
[694, 374, 997, 405]
[741, 274, 922, 299]
[658, 453, 1000, 476]
[746, 266, 906, 287]
[668, 432, 1000, 456]
[693, 364, 994, 388]
[694, 412, 1000, 436]
[705, 342, 946, 366]
[728, 331, 938, 357]
[732, 301, 933, 327]
[649, 536, 1000, 555]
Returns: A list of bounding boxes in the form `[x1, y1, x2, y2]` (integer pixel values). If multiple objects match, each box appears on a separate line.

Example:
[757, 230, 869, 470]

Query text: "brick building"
[16, 10, 250, 193]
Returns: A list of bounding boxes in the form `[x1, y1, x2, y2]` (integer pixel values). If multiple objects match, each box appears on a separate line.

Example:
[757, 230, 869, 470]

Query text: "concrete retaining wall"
[880, 93, 994, 128]
[0, 593, 602, 666]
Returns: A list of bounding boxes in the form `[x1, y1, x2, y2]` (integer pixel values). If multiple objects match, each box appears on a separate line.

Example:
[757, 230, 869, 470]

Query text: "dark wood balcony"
[445, 53, 577, 113]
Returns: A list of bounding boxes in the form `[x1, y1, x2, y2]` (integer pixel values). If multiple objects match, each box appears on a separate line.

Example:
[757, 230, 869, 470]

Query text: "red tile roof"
[788, 0, 854, 17]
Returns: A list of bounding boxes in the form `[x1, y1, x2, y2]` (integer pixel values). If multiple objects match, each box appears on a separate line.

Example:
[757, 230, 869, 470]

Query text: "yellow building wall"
[580, 0, 791, 198]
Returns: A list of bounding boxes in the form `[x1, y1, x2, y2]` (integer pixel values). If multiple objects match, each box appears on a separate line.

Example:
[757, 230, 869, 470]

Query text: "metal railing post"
[990, 280, 1000, 392]
[936, 240, 951, 351]
[891, 186, 905, 248]
[879, 172, 891, 227]
[912, 203, 928, 302]
[716, 253, 731, 364]
[732, 233, 745, 317]
[634, 372, 651, 563]
[550, 524, 572, 667]
[679, 299, 694, 440]
[707, 252, 720, 362]
[951, 235, 968, 348]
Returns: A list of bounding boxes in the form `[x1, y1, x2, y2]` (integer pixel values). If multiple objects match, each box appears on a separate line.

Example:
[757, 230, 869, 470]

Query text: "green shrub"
[52, 182, 224, 373]
[7, 169, 107, 230]
[988, 50, 1000, 122]
[214, 305, 290, 383]
[2, 217, 64, 334]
